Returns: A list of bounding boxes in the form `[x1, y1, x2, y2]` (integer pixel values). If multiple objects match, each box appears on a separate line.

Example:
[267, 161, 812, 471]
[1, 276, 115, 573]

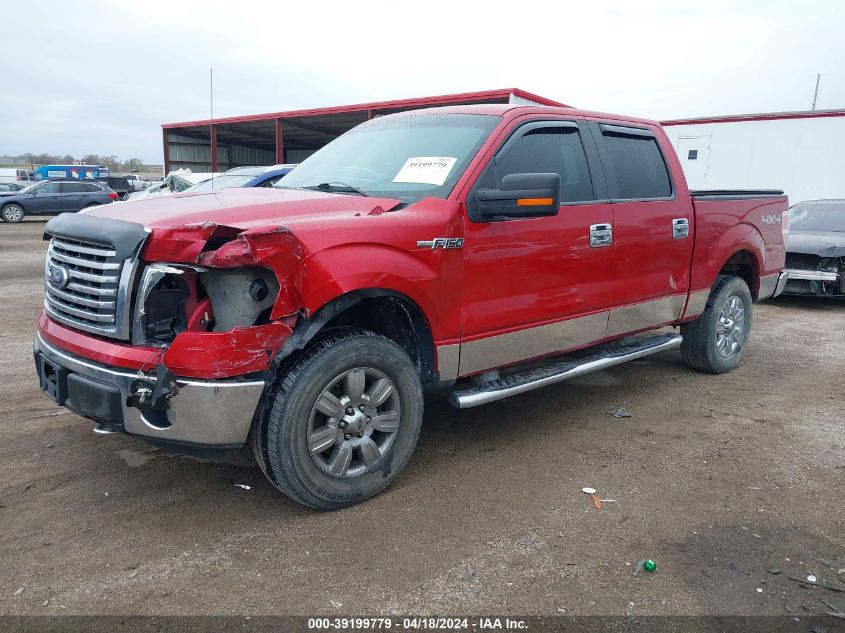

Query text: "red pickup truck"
[34, 104, 788, 508]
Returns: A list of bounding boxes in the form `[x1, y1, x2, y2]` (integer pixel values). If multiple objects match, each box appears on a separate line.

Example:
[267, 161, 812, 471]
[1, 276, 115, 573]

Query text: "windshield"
[788, 200, 845, 232]
[274, 113, 499, 202]
[184, 174, 254, 193]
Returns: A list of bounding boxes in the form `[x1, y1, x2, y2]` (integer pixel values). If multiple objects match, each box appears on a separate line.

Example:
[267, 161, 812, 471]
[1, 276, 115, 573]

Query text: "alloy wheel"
[307, 367, 401, 478]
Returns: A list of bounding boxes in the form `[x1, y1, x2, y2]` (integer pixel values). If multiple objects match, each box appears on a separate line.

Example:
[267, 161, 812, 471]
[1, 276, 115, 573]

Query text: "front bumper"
[783, 269, 843, 296]
[34, 334, 265, 448]
[784, 268, 839, 282]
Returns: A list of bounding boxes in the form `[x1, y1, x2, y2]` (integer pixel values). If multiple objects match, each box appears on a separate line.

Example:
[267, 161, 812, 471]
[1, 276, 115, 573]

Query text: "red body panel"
[38, 104, 787, 382]
[688, 196, 787, 296]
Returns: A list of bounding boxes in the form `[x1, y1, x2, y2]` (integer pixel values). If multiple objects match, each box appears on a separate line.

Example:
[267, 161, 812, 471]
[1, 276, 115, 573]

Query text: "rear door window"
[61, 183, 88, 193]
[599, 125, 672, 200]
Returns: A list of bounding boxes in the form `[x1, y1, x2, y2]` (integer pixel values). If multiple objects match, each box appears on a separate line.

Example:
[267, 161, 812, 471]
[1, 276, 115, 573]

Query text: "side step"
[448, 333, 683, 409]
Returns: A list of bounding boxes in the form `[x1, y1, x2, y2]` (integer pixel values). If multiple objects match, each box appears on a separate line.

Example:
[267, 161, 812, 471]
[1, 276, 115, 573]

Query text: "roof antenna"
[209, 67, 214, 188]
[811, 73, 821, 111]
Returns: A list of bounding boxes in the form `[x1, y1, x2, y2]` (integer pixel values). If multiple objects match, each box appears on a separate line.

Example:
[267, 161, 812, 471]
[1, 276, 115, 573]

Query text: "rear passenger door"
[590, 122, 692, 336]
[459, 119, 615, 376]
[60, 182, 88, 212]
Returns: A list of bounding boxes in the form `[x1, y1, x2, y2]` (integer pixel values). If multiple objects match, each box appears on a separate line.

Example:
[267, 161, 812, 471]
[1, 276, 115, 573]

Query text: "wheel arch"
[716, 248, 761, 299]
[278, 289, 437, 384]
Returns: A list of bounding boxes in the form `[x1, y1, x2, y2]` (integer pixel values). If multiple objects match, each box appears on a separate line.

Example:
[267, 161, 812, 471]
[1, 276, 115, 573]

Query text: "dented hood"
[786, 230, 845, 258]
[84, 186, 402, 231]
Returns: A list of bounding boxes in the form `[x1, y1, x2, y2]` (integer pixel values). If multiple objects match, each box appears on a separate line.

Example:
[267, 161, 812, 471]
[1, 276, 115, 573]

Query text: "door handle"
[590, 223, 612, 248]
[672, 218, 689, 239]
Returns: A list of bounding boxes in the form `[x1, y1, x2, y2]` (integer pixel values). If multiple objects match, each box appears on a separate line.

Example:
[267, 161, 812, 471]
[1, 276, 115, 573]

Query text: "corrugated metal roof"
[162, 88, 566, 129]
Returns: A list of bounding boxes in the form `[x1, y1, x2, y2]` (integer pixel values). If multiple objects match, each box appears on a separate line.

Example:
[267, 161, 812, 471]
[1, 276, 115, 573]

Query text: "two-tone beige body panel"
[436, 293, 695, 380]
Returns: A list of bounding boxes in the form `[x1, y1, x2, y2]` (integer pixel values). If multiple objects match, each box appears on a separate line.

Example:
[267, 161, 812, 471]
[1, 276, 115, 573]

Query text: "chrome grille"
[44, 236, 137, 339]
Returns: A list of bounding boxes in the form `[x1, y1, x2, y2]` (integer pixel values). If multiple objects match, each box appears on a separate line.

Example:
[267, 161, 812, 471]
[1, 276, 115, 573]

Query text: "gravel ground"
[0, 219, 843, 617]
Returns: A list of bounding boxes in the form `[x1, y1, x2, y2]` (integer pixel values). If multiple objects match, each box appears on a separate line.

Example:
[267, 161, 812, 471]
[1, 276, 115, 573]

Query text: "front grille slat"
[45, 296, 116, 323]
[66, 282, 116, 297]
[51, 238, 116, 258]
[44, 236, 130, 337]
[49, 249, 121, 271]
[46, 285, 116, 310]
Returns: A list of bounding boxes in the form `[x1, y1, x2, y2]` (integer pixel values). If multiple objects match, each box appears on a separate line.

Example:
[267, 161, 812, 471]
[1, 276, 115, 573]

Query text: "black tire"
[1, 204, 25, 223]
[681, 276, 753, 374]
[261, 328, 423, 509]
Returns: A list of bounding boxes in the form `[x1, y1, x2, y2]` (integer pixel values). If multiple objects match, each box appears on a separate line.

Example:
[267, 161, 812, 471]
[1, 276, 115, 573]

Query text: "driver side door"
[459, 119, 615, 376]
[28, 182, 63, 213]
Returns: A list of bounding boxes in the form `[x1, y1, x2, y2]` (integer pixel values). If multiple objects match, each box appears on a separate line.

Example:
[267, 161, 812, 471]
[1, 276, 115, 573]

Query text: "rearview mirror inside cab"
[475, 172, 561, 219]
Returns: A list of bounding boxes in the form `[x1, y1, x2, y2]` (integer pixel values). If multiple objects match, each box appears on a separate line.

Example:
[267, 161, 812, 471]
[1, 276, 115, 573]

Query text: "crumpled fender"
[143, 223, 307, 319]
[163, 321, 292, 379]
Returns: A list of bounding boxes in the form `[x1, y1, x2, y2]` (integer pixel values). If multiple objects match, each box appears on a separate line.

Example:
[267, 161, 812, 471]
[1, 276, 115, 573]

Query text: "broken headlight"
[132, 264, 279, 345]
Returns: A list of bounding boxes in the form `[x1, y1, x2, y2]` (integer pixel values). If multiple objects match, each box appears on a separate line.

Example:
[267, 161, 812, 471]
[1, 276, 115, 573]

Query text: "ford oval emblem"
[49, 264, 71, 289]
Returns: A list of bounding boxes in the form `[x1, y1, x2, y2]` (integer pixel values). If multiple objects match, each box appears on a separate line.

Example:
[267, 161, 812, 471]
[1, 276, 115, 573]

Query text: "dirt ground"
[1, 219, 843, 617]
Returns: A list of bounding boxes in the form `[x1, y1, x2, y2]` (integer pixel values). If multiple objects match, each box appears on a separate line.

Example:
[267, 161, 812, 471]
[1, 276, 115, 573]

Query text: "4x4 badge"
[417, 238, 464, 250]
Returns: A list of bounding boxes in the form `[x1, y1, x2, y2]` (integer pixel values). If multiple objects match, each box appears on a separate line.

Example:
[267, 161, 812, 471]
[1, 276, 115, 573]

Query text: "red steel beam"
[209, 124, 218, 172]
[275, 118, 284, 163]
[162, 128, 171, 174]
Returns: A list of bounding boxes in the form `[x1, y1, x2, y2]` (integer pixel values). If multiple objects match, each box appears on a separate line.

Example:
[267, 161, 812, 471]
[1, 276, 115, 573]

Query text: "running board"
[448, 333, 683, 409]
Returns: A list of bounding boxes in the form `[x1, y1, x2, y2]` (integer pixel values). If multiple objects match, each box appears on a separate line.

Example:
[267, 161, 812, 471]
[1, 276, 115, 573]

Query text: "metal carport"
[161, 88, 566, 173]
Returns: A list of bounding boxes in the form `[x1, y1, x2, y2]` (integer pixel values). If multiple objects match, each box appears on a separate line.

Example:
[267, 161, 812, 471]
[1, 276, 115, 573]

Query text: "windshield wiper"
[306, 182, 368, 197]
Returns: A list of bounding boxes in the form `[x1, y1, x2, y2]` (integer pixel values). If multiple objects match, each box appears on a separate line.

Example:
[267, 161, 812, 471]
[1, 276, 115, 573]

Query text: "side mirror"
[475, 173, 561, 219]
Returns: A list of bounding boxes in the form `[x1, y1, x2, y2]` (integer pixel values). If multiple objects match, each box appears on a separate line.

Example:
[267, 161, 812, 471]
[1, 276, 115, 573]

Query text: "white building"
[661, 110, 845, 205]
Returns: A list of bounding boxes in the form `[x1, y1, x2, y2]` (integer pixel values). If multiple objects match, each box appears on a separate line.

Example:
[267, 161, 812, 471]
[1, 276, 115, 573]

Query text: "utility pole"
[811, 74, 821, 111]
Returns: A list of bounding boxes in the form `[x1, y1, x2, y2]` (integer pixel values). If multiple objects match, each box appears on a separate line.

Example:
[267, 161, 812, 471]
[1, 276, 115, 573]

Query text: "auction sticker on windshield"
[393, 157, 457, 186]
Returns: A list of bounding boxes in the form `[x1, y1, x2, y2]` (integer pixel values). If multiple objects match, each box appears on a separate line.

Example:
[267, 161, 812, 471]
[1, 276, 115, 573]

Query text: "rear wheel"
[681, 276, 753, 374]
[2, 204, 24, 223]
[261, 329, 423, 509]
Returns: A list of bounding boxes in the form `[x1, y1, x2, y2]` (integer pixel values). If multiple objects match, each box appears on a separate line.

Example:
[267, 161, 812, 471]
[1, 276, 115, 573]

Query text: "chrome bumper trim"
[784, 269, 839, 283]
[34, 334, 265, 446]
[772, 271, 789, 297]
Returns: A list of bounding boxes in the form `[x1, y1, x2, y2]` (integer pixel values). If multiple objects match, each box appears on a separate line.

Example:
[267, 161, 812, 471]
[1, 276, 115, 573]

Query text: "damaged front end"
[35, 217, 305, 453]
[783, 253, 845, 296]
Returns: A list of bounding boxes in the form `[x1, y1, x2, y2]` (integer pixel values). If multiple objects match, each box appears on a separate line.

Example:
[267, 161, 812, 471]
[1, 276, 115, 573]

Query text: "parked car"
[0, 179, 117, 222]
[181, 164, 296, 194]
[0, 183, 25, 193]
[123, 174, 151, 192]
[125, 169, 218, 202]
[33, 104, 787, 509]
[96, 176, 133, 200]
[0, 168, 35, 185]
[783, 199, 845, 296]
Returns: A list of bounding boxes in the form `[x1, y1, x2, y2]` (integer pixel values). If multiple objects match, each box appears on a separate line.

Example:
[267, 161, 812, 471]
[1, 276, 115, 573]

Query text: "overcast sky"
[1, 0, 842, 163]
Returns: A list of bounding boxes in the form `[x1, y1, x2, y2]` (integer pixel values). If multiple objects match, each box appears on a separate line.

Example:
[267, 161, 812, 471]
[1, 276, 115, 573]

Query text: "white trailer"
[661, 110, 845, 205]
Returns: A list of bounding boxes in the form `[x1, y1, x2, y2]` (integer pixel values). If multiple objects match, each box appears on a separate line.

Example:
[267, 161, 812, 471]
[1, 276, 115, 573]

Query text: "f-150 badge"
[417, 237, 464, 250]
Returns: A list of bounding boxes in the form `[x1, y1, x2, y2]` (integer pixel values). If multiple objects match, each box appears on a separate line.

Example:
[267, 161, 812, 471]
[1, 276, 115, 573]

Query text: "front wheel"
[1, 204, 25, 223]
[260, 329, 424, 509]
[680, 276, 753, 374]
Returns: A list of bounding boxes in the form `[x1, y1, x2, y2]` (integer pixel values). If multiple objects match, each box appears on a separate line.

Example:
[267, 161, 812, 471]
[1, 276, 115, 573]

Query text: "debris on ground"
[234, 484, 252, 490]
[460, 570, 475, 581]
[788, 575, 845, 593]
[633, 559, 657, 576]
[13, 587, 23, 596]
[581, 487, 603, 510]
[516, 538, 534, 548]
[330, 600, 343, 609]
[609, 407, 633, 418]
[769, 568, 782, 575]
